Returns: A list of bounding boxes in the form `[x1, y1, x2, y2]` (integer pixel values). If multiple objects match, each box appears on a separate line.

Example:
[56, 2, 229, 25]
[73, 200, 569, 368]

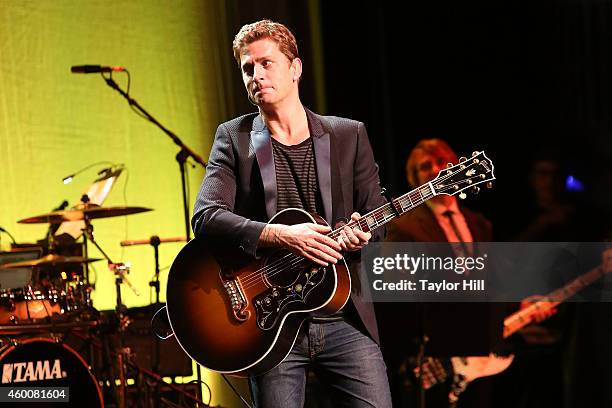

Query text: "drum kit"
[0, 202, 203, 407]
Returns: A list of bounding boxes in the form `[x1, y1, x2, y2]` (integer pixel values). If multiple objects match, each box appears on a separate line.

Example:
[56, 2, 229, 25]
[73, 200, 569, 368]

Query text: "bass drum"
[0, 337, 103, 407]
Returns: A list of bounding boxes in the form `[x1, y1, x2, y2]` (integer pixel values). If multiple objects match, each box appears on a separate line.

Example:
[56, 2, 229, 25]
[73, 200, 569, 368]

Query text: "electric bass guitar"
[417, 255, 612, 406]
[166, 151, 495, 376]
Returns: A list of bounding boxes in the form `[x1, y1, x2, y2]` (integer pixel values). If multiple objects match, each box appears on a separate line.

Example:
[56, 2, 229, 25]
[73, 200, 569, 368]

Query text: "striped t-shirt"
[271, 137, 322, 214]
[271, 136, 345, 321]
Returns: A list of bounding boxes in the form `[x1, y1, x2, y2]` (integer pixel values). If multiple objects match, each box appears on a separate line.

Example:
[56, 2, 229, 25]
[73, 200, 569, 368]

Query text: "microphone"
[71, 65, 125, 74]
[61, 161, 118, 184]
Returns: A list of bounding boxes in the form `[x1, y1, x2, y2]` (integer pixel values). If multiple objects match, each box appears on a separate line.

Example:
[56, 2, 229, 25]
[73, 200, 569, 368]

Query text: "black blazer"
[387, 204, 492, 243]
[192, 108, 387, 343]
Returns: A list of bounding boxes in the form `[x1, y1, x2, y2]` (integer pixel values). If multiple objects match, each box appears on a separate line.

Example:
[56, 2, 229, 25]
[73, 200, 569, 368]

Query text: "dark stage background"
[225, 0, 611, 239]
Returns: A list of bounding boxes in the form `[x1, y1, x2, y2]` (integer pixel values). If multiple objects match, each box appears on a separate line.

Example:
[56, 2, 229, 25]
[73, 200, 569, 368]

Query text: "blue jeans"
[249, 319, 392, 408]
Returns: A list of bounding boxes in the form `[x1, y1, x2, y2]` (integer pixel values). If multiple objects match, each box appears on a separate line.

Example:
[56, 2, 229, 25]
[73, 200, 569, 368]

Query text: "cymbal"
[1, 254, 103, 268]
[18, 204, 153, 224]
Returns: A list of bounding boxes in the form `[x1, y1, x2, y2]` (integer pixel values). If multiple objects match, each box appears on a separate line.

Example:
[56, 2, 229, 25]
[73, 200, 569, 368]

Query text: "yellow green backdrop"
[0, 0, 249, 405]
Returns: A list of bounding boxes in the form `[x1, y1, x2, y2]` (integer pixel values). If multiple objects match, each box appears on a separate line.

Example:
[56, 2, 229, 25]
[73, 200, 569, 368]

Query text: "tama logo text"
[1, 359, 67, 383]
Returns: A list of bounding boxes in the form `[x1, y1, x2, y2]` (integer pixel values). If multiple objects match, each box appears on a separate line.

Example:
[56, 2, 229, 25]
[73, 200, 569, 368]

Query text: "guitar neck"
[325, 150, 495, 240]
[327, 183, 437, 240]
[503, 264, 607, 338]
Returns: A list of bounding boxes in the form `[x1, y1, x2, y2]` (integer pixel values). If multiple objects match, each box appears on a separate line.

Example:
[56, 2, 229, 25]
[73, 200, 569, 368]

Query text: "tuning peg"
[459, 157, 467, 162]
[459, 192, 467, 200]
[447, 162, 453, 168]
[472, 151, 479, 157]
[472, 186, 480, 194]
[486, 182, 493, 189]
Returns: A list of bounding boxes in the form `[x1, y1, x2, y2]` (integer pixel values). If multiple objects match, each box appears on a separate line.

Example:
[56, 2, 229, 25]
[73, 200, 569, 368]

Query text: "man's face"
[411, 150, 454, 186]
[239, 38, 300, 107]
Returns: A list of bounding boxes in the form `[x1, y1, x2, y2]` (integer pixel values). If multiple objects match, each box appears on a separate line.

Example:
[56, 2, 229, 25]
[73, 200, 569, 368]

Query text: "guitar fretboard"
[326, 183, 436, 241]
[503, 264, 607, 338]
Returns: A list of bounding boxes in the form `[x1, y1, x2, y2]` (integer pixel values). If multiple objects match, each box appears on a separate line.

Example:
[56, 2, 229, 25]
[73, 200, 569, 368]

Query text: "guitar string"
[238, 172, 489, 289]
[242, 182, 478, 289]
[237, 162, 486, 288]
[238, 189, 436, 288]
[240, 188, 466, 289]
[238, 168, 489, 289]
[239, 194, 434, 290]
[236, 165, 470, 286]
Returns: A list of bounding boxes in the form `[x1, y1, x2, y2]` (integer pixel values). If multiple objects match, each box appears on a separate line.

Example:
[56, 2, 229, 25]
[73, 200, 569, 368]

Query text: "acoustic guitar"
[166, 151, 495, 376]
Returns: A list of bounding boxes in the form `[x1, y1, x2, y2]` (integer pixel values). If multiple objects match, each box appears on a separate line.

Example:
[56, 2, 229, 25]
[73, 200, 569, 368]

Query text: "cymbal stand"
[82, 216, 134, 408]
[149, 236, 161, 305]
[79, 194, 92, 290]
[150, 235, 161, 408]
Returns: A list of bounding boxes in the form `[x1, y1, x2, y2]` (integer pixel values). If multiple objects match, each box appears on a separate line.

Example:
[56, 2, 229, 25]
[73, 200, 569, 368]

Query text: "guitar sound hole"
[263, 251, 305, 288]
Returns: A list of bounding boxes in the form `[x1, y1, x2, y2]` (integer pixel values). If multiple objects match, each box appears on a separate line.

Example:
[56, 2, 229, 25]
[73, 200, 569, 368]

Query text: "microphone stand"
[100, 73, 206, 391]
[100, 74, 206, 241]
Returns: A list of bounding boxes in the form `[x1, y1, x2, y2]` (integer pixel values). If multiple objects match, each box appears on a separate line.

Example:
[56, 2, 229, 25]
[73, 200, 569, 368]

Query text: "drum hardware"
[0, 251, 99, 327]
[78, 226, 136, 408]
[0, 319, 101, 336]
[17, 198, 151, 291]
[119, 235, 187, 305]
[11, 202, 212, 406]
[79, 245, 142, 408]
[14, 202, 150, 408]
[120, 235, 187, 408]
[68, 328, 209, 407]
[93, 71, 208, 403]
[0, 285, 63, 325]
[1, 253, 102, 268]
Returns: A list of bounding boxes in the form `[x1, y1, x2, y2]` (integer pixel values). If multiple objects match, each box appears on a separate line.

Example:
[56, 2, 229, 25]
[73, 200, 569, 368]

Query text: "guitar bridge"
[253, 266, 326, 331]
[221, 276, 249, 322]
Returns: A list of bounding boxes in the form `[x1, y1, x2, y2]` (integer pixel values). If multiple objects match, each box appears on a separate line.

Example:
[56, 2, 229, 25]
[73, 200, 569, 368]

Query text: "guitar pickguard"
[253, 266, 326, 330]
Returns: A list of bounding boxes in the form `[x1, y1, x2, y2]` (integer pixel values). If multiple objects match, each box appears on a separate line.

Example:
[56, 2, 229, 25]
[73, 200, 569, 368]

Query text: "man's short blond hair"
[232, 19, 299, 65]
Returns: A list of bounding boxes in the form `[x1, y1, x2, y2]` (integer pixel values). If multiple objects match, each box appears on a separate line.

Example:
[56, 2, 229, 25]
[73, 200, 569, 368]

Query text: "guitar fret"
[365, 215, 377, 229]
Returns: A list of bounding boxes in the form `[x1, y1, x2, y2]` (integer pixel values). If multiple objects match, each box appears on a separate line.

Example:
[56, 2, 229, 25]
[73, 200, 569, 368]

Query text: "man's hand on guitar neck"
[337, 212, 372, 252]
[519, 295, 558, 323]
[257, 212, 371, 267]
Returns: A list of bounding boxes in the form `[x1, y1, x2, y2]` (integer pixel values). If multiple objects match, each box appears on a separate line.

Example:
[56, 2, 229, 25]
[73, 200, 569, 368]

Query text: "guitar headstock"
[431, 151, 495, 199]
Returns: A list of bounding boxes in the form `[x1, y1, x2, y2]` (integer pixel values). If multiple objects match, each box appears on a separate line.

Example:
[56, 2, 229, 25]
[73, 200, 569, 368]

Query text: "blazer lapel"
[307, 109, 333, 225]
[251, 114, 277, 219]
